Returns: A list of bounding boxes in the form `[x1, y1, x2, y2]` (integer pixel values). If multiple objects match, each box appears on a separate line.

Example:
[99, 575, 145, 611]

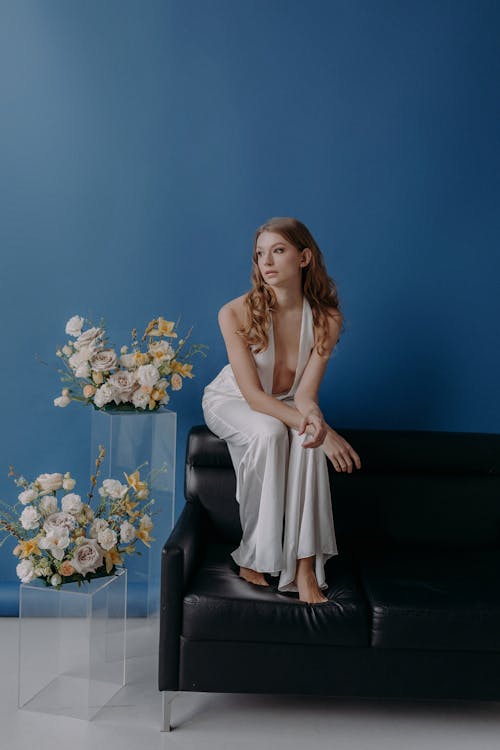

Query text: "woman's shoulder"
[218, 294, 248, 328]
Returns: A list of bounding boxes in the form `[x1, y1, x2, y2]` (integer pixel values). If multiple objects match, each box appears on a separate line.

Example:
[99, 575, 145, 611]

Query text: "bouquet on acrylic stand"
[0, 447, 157, 589]
[53, 314, 207, 412]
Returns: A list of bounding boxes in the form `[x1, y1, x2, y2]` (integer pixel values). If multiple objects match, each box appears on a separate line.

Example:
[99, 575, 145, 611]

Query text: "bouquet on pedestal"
[0, 447, 156, 589]
[53, 314, 207, 412]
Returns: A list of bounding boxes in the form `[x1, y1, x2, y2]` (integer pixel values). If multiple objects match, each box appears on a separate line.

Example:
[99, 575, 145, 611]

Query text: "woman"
[202, 216, 361, 604]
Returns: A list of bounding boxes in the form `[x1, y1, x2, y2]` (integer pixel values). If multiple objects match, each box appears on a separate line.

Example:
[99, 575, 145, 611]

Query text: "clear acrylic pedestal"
[90, 408, 176, 655]
[18, 569, 127, 721]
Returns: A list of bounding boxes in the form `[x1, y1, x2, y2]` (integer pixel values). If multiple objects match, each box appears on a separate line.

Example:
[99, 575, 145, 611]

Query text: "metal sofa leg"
[161, 691, 178, 732]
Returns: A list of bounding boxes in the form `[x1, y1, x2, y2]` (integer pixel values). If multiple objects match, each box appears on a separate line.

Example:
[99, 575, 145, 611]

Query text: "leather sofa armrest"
[158, 500, 207, 691]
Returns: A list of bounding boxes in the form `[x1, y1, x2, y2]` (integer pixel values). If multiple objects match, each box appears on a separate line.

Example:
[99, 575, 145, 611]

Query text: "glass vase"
[90, 407, 176, 620]
[18, 569, 127, 721]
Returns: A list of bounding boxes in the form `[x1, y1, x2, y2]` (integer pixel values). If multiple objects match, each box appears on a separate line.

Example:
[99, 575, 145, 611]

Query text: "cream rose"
[39, 495, 58, 516]
[36, 473, 63, 492]
[43, 511, 77, 533]
[20, 506, 41, 530]
[65, 315, 84, 337]
[108, 370, 137, 404]
[89, 517, 109, 538]
[16, 559, 37, 583]
[18, 488, 37, 505]
[61, 493, 83, 515]
[131, 387, 150, 409]
[54, 395, 71, 407]
[120, 521, 136, 544]
[97, 527, 117, 551]
[62, 473, 76, 491]
[90, 349, 117, 372]
[74, 327, 103, 351]
[98, 479, 128, 499]
[137, 364, 160, 388]
[71, 539, 104, 575]
[93, 383, 115, 408]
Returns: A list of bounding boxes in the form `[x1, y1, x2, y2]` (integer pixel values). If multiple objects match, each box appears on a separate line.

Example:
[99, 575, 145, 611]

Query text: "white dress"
[201, 295, 338, 592]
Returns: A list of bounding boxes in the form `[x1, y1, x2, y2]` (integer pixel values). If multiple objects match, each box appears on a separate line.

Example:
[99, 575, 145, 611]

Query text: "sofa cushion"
[182, 543, 370, 647]
[359, 550, 500, 652]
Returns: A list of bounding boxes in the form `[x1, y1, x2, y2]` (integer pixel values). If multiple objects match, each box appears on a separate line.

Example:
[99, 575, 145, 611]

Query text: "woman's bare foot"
[295, 557, 329, 604]
[239, 566, 270, 586]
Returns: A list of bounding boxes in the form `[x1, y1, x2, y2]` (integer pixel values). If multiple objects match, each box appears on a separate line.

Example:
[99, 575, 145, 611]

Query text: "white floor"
[1, 616, 500, 749]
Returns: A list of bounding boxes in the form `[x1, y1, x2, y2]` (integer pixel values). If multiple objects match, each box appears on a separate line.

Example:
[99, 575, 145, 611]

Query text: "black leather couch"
[159, 426, 500, 731]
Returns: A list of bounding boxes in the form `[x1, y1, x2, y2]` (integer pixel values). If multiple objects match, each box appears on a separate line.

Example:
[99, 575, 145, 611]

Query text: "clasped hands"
[297, 411, 362, 474]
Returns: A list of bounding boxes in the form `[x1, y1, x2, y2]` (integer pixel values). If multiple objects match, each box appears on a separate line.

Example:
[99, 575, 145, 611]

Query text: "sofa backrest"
[185, 426, 500, 556]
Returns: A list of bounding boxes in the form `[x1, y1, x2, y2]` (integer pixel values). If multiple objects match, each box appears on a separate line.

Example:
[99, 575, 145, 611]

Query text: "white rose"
[36, 473, 63, 492]
[43, 511, 77, 533]
[39, 528, 71, 561]
[61, 493, 83, 515]
[90, 349, 117, 372]
[39, 495, 58, 515]
[18, 488, 37, 505]
[119, 353, 137, 369]
[51, 574, 62, 587]
[89, 518, 109, 539]
[108, 370, 137, 404]
[74, 362, 91, 379]
[68, 347, 93, 373]
[16, 559, 36, 584]
[97, 527, 117, 551]
[120, 521, 136, 544]
[137, 364, 160, 388]
[71, 539, 104, 575]
[20, 506, 40, 530]
[65, 315, 84, 337]
[93, 383, 115, 408]
[98, 479, 128, 499]
[131, 387, 150, 409]
[54, 395, 71, 408]
[74, 327, 103, 351]
[62, 474, 76, 491]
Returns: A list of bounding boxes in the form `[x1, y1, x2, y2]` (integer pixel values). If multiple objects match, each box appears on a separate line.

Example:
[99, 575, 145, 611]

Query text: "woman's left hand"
[298, 413, 328, 448]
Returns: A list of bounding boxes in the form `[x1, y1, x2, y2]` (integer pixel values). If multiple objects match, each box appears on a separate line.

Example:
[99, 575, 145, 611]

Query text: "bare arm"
[218, 304, 304, 432]
[293, 310, 362, 472]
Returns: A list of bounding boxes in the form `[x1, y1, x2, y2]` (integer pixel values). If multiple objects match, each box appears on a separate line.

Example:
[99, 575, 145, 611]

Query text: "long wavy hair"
[236, 217, 345, 357]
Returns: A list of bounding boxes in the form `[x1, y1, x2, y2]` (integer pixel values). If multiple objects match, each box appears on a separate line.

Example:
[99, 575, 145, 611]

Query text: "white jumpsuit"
[201, 295, 338, 593]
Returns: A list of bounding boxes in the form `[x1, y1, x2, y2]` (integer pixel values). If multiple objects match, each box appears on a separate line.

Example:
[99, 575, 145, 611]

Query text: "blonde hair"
[236, 217, 345, 357]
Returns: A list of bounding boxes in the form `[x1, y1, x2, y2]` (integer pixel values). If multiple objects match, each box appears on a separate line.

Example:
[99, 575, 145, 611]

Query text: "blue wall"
[1, 0, 499, 605]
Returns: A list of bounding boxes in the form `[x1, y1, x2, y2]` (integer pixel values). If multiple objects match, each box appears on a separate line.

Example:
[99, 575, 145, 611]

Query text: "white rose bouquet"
[0, 447, 157, 589]
[53, 315, 208, 412]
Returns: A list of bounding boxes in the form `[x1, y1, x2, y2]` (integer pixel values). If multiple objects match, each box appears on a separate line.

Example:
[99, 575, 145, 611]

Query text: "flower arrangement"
[53, 314, 207, 412]
[0, 447, 156, 588]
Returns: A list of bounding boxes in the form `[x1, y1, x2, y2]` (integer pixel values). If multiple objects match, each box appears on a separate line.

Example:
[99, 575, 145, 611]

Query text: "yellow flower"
[148, 317, 178, 338]
[170, 361, 194, 379]
[136, 515, 154, 547]
[133, 351, 151, 366]
[124, 497, 141, 521]
[124, 471, 149, 498]
[103, 548, 123, 574]
[17, 538, 41, 559]
[136, 527, 155, 548]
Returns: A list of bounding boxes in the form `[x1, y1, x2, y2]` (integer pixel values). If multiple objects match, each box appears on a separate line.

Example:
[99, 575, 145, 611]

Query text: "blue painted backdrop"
[1, 0, 499, 608]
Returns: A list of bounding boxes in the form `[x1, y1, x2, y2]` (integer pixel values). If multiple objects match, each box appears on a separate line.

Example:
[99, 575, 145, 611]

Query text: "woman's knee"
[252, 413, 288, 442]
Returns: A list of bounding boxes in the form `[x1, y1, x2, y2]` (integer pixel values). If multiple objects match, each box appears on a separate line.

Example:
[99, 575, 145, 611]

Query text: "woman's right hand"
[321, 427, 362, 473]
[297, 413, 328, 448]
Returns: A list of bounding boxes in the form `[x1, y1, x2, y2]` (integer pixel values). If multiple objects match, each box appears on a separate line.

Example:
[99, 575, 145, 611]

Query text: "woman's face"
[255, 231, 306, 287]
